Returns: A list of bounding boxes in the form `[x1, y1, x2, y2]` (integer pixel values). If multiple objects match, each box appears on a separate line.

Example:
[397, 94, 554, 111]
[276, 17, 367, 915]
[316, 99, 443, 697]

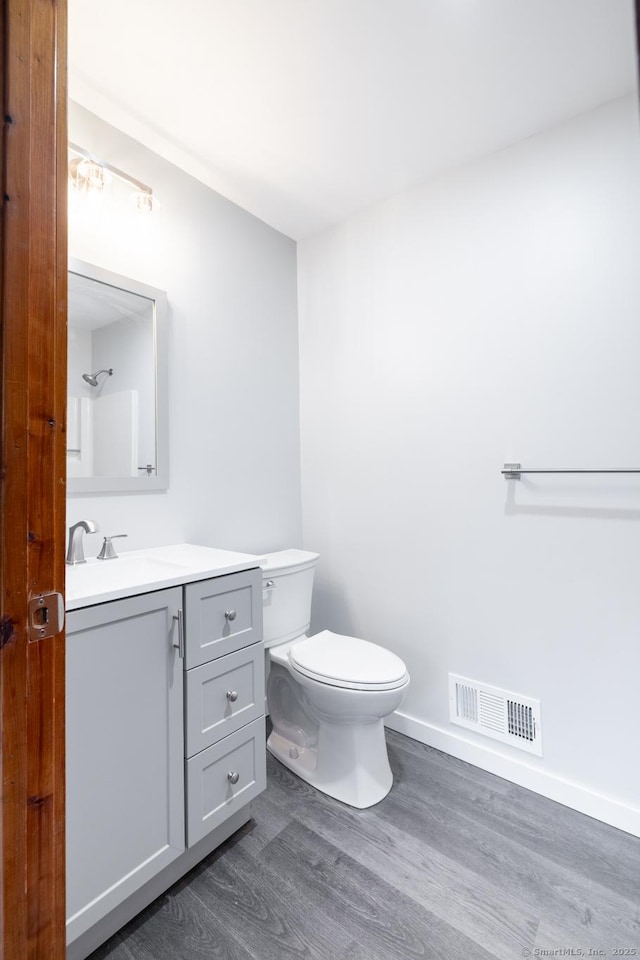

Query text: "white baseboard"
[385, 710, 640, 839]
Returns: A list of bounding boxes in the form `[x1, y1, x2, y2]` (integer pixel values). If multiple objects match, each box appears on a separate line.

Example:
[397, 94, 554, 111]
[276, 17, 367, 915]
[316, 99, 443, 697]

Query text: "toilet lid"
[289, 630, 409, 691]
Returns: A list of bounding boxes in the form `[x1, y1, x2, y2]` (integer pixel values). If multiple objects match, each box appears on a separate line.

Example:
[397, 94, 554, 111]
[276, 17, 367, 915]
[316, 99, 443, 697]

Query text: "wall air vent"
[449, 673, 542, 757]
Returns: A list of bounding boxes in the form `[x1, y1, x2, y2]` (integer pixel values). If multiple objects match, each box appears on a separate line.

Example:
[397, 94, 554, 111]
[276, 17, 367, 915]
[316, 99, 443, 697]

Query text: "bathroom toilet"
[263, 549, 410, 808]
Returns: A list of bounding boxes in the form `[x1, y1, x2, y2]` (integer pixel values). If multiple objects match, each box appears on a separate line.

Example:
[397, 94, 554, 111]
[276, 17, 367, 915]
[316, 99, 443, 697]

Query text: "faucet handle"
[97, 534, 128, 561]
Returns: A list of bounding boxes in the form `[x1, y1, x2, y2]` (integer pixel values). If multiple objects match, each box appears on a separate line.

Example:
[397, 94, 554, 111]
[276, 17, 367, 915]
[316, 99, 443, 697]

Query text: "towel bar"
[502, 463, 640, 480]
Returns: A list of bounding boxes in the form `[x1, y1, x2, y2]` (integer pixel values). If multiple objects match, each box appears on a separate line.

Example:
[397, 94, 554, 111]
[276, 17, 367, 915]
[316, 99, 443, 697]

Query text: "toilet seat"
[288, 630, 409, 691]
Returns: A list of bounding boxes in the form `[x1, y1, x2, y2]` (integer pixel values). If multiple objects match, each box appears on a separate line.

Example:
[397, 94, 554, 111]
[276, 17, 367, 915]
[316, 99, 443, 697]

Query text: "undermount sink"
[65, 543, 265, 611]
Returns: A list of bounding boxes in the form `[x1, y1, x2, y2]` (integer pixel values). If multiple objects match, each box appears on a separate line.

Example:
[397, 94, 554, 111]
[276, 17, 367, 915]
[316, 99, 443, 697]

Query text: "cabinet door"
[184, 568, 262, 668]
[66, 587, 184, 945]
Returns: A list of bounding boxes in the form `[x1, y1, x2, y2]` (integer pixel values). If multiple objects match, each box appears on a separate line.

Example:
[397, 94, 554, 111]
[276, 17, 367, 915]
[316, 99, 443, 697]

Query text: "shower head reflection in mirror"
[82, 368, 113, 387]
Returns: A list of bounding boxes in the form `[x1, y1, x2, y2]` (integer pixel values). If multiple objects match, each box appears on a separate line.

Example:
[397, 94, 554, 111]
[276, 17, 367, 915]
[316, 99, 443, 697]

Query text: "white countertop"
[66, 543, 266, 611]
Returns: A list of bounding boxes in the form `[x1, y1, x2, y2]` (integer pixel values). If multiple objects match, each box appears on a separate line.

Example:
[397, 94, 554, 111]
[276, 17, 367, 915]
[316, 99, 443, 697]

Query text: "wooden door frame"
[1, 1, 68, 958]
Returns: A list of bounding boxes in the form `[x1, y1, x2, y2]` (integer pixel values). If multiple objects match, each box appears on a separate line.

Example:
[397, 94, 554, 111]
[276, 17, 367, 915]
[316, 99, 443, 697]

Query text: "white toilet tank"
[262, 549, 319, 648]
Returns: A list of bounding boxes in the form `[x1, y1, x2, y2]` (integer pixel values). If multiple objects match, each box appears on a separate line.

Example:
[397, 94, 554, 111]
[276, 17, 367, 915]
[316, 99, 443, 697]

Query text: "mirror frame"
[67, 258, 169, 495]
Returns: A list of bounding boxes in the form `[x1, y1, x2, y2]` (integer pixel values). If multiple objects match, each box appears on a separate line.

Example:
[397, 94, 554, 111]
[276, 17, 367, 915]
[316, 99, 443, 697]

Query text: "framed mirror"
[67, 259, 168, 494]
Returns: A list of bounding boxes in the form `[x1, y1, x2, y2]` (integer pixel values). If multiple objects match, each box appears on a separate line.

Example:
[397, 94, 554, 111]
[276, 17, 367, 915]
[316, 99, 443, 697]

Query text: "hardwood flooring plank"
[535, 915, 640, 955]
[388, 732, 640, 903]
[495, 783, 640, 903]
[188, 838, 366, 960]
[231, 790, 294, 857]
[260, 816, 500, 960]
[88, 934, 136, 960]
[371, 765, 640, 947]
[91, 880, 255, 960]
[255, 775, 538, 960]
[385, 729, 512, 796]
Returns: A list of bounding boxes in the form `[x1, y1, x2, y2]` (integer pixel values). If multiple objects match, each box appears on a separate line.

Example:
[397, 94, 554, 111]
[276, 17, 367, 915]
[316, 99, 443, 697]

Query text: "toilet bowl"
[263, 550, 410, 808]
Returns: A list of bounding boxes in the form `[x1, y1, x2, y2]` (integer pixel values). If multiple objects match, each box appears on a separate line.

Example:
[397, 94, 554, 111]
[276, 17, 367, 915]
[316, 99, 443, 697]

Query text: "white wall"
[68, 102, 302, 555]
[298, 96, 640, 834]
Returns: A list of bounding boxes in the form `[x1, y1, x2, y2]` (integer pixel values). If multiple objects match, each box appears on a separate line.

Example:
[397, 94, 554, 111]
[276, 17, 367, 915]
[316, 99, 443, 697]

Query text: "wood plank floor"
[89, 729, 640, 960]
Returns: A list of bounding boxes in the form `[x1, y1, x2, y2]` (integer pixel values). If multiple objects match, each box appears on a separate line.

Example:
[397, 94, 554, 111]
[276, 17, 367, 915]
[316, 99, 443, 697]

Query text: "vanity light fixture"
[68, 143, 156, 213]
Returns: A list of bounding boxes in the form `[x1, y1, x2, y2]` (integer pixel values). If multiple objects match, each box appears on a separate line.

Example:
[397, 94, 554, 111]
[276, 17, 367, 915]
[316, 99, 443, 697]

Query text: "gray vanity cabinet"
[66, 587, 184, 945]
[66, 563, 267, 960]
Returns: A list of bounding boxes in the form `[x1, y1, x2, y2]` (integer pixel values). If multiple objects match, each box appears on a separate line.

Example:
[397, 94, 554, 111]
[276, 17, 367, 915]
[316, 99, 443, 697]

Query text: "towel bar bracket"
[503, 463, 522, 479]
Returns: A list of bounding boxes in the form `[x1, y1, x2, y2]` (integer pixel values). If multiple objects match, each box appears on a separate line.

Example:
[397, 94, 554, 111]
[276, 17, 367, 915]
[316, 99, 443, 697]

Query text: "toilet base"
[267, 717, 393, 809]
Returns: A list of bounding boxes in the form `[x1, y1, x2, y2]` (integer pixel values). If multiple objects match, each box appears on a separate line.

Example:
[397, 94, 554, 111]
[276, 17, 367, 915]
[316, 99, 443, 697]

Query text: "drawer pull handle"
[227, 771, 240, 785]
[225, 610, 237, 621]
[226, 690, 239, 703]
[172, 610, 184, 659]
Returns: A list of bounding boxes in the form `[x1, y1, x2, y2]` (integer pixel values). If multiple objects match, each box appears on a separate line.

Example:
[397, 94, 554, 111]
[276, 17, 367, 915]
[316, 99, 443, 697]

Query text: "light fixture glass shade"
[133, 190, 155, 214]
[69, 157, 110, 193]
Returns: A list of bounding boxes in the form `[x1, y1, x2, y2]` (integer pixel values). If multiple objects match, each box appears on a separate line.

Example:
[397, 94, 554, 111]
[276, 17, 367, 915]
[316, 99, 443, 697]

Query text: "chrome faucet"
[66, 519, 99, 565]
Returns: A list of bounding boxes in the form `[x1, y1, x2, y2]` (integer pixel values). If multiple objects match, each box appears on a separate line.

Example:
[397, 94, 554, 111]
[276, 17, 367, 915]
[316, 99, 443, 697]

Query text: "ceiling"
[68, 0, 638, 240]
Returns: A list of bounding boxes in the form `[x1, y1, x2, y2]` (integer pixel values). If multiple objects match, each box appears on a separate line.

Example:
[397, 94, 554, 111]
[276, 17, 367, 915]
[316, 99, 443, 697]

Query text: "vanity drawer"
[184, 643, 265, 758]
[185, 717, 266, 847]
[184, 568, 262, 668]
